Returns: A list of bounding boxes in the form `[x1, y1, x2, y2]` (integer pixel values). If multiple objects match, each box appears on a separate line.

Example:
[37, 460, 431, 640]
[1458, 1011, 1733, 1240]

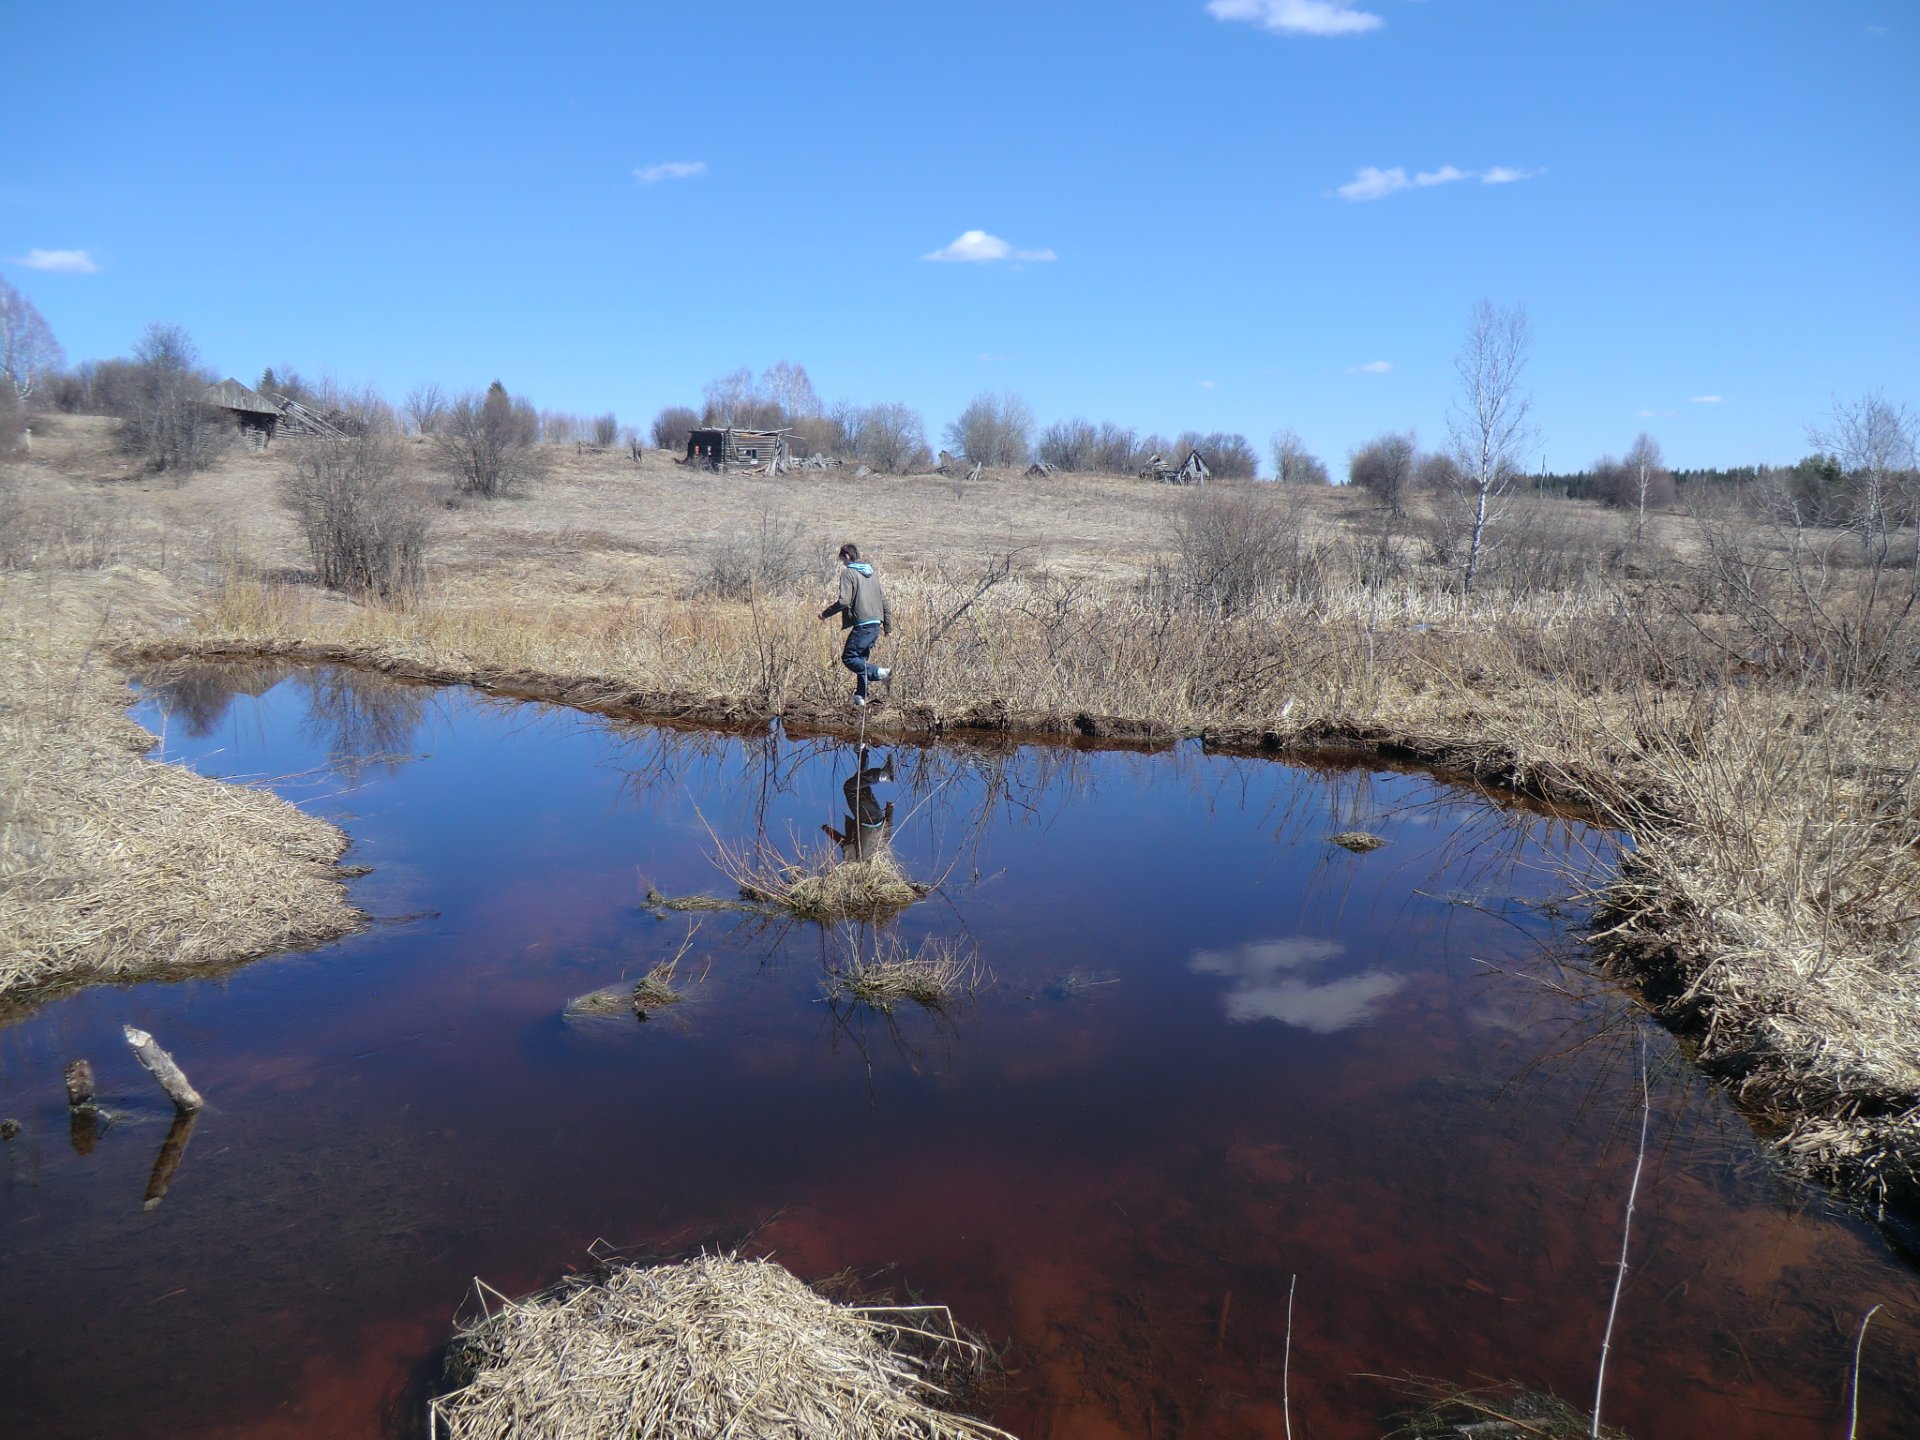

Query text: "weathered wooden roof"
[204, 378, 281, 415]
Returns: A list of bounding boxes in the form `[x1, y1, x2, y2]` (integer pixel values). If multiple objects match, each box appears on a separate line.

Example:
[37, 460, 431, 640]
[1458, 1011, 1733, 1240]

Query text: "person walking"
[819, 542, 891, 706]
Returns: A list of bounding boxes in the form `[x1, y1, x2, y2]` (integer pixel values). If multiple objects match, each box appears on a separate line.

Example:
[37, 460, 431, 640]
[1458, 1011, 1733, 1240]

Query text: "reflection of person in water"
[823, 745, 895, 860]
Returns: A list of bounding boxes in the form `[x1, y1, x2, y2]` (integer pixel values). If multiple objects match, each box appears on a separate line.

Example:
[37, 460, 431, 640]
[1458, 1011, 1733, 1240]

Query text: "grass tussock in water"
[1386, 1380, 1631, 1439]
[826, 938, 990, 1014]
[712, 832, 930, 923]
[1330, 830, 1388, 852]
[565, 959, 688, 1023]
[431, 1253, 1012, 1440]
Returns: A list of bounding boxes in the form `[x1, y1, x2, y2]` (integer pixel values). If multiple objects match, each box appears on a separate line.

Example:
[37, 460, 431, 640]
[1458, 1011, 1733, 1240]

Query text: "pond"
[1, 665, 1916, 1440]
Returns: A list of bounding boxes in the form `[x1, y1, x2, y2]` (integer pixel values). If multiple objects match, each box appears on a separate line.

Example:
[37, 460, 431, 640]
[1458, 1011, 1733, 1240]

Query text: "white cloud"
[9, 248, 98, 273]
[1197, 378, 1216, 389]
[1347, 360, 1392, 375]
[1187, 936, 1404, 1033]
[922, 230, 1057, 263]
[1690, 394, 1724, 404]
[1206, 0, 1384, 37]
[1338, 166, 1411, 201]
[633, 160, 706, 184]
[1338, 164, 1539, 201]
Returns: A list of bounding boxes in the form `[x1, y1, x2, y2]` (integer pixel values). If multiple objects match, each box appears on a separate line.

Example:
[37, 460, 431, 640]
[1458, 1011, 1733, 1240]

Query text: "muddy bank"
[122, 636, 1920, 1226]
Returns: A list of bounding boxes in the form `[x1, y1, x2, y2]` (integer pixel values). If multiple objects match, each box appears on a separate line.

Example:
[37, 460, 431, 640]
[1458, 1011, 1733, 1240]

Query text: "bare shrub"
[854, 402, 929, 473]
[114, 324, 228, 475]
[1349, 432, 1416, 515]
[944, 391, 1033, 466]
[0, 379, 23, 463]
[1163, 486, 1302, 616]
[591, 412, 619, 448]
[652, 404, 700, 451]
[1038, 417, 1097, 471]
[434, 381, 542, 498]
[696, 509, 809, 600]
[279, 425, 430, 599]
[1271, 428, 1329, 485]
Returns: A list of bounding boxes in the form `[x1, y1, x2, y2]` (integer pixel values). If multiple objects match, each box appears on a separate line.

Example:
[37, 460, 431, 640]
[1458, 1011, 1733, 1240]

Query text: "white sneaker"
[852, 694, 868, 708]
[874, 666, 891, 682]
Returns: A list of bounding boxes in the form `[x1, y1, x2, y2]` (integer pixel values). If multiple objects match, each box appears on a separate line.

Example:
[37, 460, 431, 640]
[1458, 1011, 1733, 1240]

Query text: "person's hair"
[838, 543, 860, 563]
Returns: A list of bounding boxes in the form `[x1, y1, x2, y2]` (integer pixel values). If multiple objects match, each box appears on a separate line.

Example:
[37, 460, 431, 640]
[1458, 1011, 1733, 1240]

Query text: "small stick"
[1282, 1273, 1296, 1440]
[123, 1026, 204, 1113]
[1216, 1289, 1232, 1352]
[1593, 1040, 1650, 1439]
[1847, 1303, 1883, 1440]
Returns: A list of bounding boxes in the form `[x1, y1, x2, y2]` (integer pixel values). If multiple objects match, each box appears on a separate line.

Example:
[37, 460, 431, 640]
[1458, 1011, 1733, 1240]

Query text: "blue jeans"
[841, 623, 883, 698]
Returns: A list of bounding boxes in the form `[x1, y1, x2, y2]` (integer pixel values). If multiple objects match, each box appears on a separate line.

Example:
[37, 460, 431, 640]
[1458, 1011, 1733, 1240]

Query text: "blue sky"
[3, 1, 1914, 471]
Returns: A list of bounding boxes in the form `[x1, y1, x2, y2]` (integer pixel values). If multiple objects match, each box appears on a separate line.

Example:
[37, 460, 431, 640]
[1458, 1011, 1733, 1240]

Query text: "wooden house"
[685, 426, 794, 472]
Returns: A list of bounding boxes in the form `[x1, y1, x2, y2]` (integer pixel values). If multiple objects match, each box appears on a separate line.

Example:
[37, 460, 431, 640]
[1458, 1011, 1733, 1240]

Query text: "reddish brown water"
[2, 665, 1916, 1439]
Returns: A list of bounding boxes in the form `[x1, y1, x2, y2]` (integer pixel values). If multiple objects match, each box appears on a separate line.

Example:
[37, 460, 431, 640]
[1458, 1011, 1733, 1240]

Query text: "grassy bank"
[5, 414, 1918, 1214]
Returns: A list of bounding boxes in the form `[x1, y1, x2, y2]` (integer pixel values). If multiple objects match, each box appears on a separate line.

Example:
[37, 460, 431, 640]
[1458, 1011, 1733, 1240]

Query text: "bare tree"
[1810, 392, 1917, 568]
[0, 376, 23, 461]
[1623, 432, 1672, 541]
[1092, 422, 1139, 474]
[760, 360, 820, 420]
[651, 404, 700, 451]
[945, 391, 1034, 467]
[1447, 299, 1536, 594]
[279, 409, 430, 599]
[403, 382, 446, 435]
[592, 412, 619, 448]
[434, 380, 542, 497]
[855, 401, 929, 473]
[1348, 432, 1416, 516]
[0, 278, 64, 402]
[1271, 429, 1329, 485]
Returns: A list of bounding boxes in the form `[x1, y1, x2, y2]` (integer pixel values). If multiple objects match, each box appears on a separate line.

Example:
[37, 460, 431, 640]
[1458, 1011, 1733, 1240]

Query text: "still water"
[1, 666, 1915, 1439]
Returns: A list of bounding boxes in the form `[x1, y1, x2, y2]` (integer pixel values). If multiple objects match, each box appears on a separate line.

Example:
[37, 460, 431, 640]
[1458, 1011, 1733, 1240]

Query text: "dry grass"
[711, 832, 930, 923]
[1329, 830, 1388, 852]
[1385, 1380, 1631, 1439]
[430, 1253, 1012, 1440]
[824, 937, 991, 1013]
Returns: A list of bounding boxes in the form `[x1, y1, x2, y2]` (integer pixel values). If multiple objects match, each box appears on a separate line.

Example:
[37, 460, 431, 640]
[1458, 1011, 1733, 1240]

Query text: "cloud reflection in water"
[1187, 937, 1405, 1033]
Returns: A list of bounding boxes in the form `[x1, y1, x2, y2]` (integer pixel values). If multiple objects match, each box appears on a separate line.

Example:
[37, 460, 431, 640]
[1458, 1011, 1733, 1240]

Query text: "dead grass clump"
[826, 938, 990, 1013]
[714, 833, 929, 923]
[1329, 830, 1387, 852]
[631, 958, 684, 1014]
[430, 1253, 1013, 1440]
[1386, 1380, 1630, 1439]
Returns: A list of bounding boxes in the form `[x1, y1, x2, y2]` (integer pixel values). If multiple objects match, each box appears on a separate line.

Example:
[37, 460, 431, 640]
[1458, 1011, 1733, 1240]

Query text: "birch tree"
[1810, 392, 1916, 569]
[1447, 300, 1536, 594]
[0, 278, 63, 402]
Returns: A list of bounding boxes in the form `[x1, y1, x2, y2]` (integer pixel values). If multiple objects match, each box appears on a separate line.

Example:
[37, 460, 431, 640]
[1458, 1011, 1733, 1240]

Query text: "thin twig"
[1282, 1273, 1296, 1440]
[1592, 1038, 1650, 1439]
[1847, 1303, 1882, 1440]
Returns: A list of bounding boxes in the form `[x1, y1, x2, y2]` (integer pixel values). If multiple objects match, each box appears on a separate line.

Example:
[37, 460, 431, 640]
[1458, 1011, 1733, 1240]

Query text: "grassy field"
[4, 412, 1918, 1215]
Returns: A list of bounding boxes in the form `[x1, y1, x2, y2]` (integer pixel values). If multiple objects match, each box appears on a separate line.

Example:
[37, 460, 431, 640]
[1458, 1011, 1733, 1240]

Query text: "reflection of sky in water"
[1187, 936, 1406, 1032]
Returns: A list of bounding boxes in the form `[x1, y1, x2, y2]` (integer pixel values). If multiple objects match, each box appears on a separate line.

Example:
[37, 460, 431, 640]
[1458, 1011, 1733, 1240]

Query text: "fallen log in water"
[123, 1026, 203, 1113]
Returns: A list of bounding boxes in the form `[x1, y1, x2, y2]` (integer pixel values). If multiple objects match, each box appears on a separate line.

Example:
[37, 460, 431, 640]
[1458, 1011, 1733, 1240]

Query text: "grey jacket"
[822, 562, 891, 631]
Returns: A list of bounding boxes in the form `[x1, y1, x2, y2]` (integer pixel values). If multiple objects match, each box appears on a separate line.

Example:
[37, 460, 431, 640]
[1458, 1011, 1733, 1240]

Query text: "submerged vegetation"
[432, 1254, 1011, 1440]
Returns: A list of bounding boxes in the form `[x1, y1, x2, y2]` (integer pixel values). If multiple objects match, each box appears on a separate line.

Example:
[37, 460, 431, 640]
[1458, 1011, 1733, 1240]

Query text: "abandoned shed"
[204, 378, 282, 449]
[685, 426, 794, 472]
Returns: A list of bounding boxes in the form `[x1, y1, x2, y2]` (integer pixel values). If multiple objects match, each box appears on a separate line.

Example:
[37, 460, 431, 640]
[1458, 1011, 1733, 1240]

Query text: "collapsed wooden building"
[684, 426, 795, 473]
[203, 379, 349, 449]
